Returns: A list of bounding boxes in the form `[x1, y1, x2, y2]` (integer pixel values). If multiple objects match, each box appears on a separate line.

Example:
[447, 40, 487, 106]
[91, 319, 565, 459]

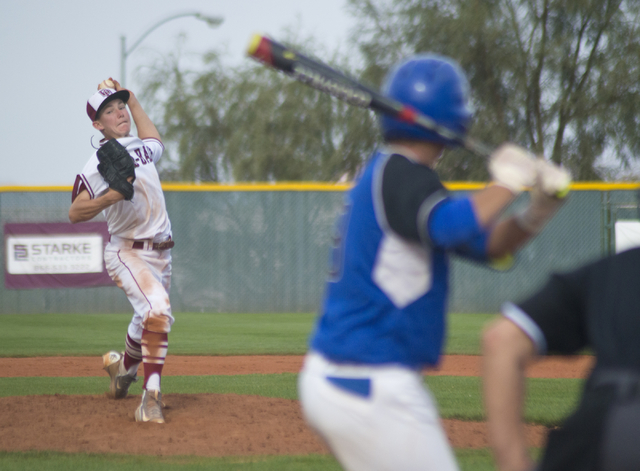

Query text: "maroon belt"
[132, 240, 175, 250]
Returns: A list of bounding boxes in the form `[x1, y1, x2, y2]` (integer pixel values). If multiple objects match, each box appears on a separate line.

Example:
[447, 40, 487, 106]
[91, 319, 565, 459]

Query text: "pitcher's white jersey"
[72, 136, 171, 240]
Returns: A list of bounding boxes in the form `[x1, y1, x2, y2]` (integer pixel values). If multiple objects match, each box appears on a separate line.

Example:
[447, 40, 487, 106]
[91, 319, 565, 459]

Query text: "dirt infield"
[0, 354, 594, 378]
[0, 355, 593, 457]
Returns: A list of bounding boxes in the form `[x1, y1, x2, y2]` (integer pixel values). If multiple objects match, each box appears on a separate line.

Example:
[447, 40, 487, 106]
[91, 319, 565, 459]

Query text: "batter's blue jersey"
[310, 147, 488, 369]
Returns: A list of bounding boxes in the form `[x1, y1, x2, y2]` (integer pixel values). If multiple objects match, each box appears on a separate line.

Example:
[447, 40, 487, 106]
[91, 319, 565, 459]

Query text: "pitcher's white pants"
[298, 352, 459, 471]
[104, 243, 174, 341]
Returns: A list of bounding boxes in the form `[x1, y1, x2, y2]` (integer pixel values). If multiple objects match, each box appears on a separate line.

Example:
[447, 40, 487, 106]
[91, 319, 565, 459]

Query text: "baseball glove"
[97, 139, 136, 201]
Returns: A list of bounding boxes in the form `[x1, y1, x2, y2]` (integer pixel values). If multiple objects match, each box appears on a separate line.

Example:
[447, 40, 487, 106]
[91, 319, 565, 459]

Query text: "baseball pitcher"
[69, 78, 173, 423]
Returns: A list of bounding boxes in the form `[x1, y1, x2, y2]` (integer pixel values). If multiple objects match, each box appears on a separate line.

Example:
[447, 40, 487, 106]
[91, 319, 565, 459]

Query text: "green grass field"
[0, 312, 499, 357]
[0, 450, 500, 471]
[0, 312, 580, 470]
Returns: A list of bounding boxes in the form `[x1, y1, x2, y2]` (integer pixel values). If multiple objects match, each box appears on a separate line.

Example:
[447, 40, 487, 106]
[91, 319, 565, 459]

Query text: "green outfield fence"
[1, 182, 638, 314]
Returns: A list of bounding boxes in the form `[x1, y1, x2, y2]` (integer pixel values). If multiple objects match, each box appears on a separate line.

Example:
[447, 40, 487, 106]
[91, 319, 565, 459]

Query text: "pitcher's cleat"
[102, 351, 138, 399]
[135, 389, 165, 423]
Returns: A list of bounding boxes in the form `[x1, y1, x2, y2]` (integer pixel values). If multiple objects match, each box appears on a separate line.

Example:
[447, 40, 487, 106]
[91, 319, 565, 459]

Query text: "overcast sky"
[0, 0, 356, 185]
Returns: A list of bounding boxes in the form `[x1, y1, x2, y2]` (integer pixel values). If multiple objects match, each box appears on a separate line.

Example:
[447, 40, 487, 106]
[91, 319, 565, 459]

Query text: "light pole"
[120, 12, 223, 88]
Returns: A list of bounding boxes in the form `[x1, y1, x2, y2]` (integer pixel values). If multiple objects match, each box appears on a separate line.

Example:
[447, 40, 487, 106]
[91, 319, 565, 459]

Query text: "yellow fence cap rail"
[1, 181, 639, 193]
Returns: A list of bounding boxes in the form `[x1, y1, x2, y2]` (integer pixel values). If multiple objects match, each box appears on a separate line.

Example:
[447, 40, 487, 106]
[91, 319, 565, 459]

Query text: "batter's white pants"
[298, 352, 459, 471]
[104, 242, 174, 342]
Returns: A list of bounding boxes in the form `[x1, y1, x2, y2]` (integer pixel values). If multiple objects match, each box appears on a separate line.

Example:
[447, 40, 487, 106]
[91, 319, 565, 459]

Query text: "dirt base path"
[0, 354, 594, 378]
[0, 355, 592, 457]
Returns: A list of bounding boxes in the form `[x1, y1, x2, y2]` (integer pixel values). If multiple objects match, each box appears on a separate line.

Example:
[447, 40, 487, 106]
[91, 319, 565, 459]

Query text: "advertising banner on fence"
[4, 222, 114, 289]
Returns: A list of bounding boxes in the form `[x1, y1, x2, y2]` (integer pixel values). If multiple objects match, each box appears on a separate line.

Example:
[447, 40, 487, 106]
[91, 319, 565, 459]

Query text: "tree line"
[140, 0, 640, 182]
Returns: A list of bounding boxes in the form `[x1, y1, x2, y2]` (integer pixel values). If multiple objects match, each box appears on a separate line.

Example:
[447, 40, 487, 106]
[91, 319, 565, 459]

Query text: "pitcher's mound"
[0, 393, 547, 456]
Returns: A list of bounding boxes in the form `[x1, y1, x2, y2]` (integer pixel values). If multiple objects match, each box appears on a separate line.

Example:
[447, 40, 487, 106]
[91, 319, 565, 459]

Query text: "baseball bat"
[246, 34, 494, 158]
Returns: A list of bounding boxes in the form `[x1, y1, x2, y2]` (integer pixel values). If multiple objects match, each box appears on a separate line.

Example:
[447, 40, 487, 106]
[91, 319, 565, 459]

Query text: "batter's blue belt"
[326, 376, 372, 398]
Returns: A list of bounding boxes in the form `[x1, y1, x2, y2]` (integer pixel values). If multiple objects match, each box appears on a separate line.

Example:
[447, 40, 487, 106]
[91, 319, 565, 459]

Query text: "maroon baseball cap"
[86, 88, 130, 121]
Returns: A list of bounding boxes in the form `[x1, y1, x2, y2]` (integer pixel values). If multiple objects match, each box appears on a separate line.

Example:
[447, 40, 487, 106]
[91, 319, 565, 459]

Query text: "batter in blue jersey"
[298, 55, 571, 471]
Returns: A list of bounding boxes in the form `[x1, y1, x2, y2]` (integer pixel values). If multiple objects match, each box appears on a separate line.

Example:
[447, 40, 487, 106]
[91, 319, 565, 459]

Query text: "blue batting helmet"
[380, 55, 472, 146]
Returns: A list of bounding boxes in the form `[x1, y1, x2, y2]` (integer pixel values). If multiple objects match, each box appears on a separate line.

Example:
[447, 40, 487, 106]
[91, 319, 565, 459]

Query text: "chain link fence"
[1, 184, 637, 314]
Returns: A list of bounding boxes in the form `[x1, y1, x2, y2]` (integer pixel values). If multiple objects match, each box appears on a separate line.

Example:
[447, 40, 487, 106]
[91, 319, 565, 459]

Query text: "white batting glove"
[516, 159, 572, 233]
[536, 158, 572, 198]
[488, 144, 538, 195]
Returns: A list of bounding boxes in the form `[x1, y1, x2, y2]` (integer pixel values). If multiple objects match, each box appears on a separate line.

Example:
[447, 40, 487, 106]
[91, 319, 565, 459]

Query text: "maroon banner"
[4, 222, 114, 289]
